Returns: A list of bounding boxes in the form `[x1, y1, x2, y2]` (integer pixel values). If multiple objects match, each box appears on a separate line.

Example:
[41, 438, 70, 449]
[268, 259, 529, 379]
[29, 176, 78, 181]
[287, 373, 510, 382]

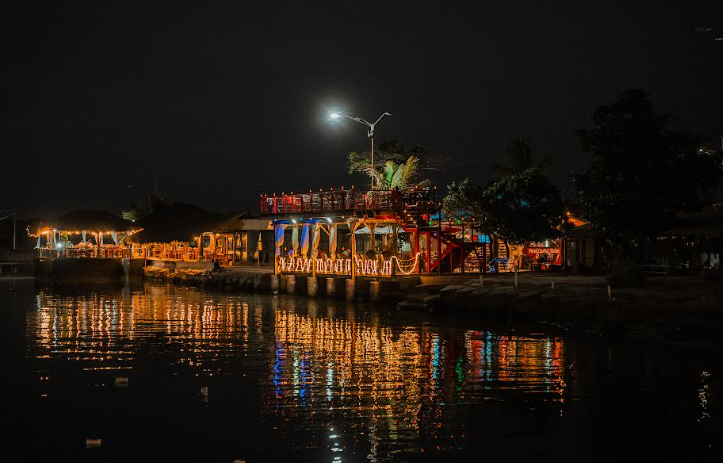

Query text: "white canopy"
[354, 225, 398, 235]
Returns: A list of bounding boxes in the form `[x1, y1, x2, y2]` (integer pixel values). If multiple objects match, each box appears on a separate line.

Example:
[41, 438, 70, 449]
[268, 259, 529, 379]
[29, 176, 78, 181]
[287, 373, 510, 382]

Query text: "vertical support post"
[461, 222, 465, 274]
[437, 232, 441, 274]
[351, 222, 357, 281]
[483, 241, 487, 274]
[326, 277, 336, 297]
[12, 201, 16, 251]
[369, 223, 375, 256]
[370, 135, 375, 190]
[273, 224, 278, 275]
[426, 232, 431, 274]
[415, 229, 421, 274]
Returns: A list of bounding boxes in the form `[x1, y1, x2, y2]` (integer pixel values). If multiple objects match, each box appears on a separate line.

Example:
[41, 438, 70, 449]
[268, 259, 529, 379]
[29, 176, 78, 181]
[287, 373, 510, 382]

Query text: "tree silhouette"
[491, 138, 551, 178]
[572, 89, 723, 254]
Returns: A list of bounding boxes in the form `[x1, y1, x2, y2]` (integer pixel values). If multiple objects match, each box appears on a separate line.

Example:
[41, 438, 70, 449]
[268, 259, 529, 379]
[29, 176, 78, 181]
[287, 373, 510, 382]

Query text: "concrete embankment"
[34, 257, 145, 283]
[144, 259, 421, 302]
[399, 273, 723, 345]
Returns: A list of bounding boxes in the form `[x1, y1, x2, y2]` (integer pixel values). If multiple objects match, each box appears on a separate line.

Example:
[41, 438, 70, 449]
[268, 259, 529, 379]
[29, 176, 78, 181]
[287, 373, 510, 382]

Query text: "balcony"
[259, 189, 432, 216]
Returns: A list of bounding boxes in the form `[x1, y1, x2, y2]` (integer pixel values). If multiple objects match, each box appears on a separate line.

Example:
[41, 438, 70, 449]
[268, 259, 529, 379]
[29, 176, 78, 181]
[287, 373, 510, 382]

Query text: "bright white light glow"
[329, 112, 341, 119]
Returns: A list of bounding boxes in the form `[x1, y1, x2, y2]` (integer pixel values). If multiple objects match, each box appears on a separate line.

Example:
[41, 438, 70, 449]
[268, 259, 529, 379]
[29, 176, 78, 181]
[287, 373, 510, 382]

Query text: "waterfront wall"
[34, 257, 145, 283]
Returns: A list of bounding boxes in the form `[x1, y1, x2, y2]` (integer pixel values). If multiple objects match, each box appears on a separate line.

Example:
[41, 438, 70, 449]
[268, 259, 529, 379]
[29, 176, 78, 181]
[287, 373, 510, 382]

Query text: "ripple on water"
[3, 282, 720, 462]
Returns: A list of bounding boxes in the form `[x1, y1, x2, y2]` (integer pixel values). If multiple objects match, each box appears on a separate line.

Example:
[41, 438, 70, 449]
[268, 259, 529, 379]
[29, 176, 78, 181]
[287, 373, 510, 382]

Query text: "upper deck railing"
[259, 188, 438, 216]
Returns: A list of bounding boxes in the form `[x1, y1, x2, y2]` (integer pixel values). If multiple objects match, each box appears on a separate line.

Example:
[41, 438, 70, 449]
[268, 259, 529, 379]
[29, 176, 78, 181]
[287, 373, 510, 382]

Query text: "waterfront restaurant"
[200, 215, 275, 266]
[30, 210, 142, 259]
[127, 206, 275, 267]
[259, 186, 518, 278]
[127, 202, 228, 262]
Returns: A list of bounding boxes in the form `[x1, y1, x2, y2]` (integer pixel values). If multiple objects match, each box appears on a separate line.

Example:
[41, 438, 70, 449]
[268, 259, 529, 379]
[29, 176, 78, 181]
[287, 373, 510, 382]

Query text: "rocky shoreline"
[400, 274, 723, 346]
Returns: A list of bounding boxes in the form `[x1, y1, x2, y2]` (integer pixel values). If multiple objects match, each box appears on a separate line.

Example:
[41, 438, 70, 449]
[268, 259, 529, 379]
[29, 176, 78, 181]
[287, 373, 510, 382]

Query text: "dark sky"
[2, 1, 722, 219]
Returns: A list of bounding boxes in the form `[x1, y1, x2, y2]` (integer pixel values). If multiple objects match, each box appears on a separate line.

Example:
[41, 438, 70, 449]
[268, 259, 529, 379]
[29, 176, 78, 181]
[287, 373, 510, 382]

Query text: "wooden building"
[202, 215, 275, 266]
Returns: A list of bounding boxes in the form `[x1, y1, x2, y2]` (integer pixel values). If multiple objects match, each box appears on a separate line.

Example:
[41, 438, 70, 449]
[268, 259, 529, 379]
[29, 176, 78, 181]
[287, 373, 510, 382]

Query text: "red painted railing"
[259, 189, 422, 215]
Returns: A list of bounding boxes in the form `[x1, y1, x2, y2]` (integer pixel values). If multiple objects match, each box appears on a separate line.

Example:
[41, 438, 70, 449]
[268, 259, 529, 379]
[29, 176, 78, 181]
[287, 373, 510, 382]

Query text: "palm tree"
[364, 155, 429, 191]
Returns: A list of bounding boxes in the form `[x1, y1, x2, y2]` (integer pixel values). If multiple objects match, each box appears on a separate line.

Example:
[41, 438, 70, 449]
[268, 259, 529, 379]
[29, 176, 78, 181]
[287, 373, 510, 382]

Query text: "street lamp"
[329, 111, 392, 189]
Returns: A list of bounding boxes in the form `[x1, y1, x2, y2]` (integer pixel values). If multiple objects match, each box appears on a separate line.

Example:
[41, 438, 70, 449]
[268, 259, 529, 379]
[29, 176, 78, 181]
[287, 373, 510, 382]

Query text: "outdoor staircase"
[434, 234, 464, 273]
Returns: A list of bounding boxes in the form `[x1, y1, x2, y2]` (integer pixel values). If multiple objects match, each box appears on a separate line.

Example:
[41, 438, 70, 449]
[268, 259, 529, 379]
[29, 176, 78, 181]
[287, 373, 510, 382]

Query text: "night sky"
[2, 1, 722, 219]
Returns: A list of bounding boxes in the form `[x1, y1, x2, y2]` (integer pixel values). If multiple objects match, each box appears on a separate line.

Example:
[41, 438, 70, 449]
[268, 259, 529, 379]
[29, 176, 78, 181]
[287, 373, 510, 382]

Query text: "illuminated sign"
[524, 247, 559, 255]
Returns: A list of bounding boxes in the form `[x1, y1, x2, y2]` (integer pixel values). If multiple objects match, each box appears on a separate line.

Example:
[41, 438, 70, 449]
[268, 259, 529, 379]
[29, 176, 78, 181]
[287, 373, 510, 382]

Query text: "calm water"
[1, 280, 722, 462]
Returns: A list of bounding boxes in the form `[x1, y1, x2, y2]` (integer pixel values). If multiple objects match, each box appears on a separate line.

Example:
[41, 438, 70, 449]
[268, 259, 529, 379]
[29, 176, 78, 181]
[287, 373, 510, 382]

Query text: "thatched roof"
[34, 210, 134, 233]
[212, 214, 273, 233]
[129, 202, 228, 243]
[211, 212, 249, 233]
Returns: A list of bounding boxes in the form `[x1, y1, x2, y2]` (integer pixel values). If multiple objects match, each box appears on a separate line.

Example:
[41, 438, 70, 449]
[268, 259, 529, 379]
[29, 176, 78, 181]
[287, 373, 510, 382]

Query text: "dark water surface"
[1, 280, 722, 462]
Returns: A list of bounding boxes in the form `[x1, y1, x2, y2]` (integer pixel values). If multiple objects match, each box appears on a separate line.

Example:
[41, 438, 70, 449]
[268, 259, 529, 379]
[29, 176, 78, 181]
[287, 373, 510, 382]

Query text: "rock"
[423, 294, 441, 306]
[456, 286, 478, 295]
[439, 284, 466, 293]
[397, 301, 428, 311]
[465, 288, 489, 311]
[439, 284, 468, 308]
[405, 291, 428, 303]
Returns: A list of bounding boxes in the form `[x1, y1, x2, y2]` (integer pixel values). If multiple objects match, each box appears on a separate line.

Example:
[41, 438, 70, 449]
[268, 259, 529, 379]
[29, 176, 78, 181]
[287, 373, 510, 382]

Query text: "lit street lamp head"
[329, 112, 341, 119]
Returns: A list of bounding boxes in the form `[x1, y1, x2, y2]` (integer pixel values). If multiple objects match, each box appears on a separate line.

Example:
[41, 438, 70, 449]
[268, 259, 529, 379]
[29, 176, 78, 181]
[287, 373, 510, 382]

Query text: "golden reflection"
[30, 286, 253, 373]
[268, 304, 568, 455]
[28, 285, 569, 457]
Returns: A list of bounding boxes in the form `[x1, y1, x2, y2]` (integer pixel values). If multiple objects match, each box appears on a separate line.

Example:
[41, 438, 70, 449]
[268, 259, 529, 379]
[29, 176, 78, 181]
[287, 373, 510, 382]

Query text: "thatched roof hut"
[31, 210, 135, 235]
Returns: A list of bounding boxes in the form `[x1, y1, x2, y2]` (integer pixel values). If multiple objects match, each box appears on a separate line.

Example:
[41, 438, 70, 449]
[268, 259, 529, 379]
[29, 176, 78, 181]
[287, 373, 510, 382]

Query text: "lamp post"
[330, 111, 392, 190]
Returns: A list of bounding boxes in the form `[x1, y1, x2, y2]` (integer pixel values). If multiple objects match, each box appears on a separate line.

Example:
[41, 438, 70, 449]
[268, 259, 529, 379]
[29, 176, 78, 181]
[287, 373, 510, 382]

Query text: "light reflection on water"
[5, 282, 721, 462]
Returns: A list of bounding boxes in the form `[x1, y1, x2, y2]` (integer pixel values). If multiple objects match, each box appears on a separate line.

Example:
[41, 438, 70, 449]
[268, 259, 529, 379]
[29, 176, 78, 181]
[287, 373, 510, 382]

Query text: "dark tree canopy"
[445, 137, 564, 244]
[443, 177, 486, 222]
[491, 138, 552, 178]
[480, 168, 565, 244]
[572, 89, 723, 249]
[445, 168, 564, 244]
